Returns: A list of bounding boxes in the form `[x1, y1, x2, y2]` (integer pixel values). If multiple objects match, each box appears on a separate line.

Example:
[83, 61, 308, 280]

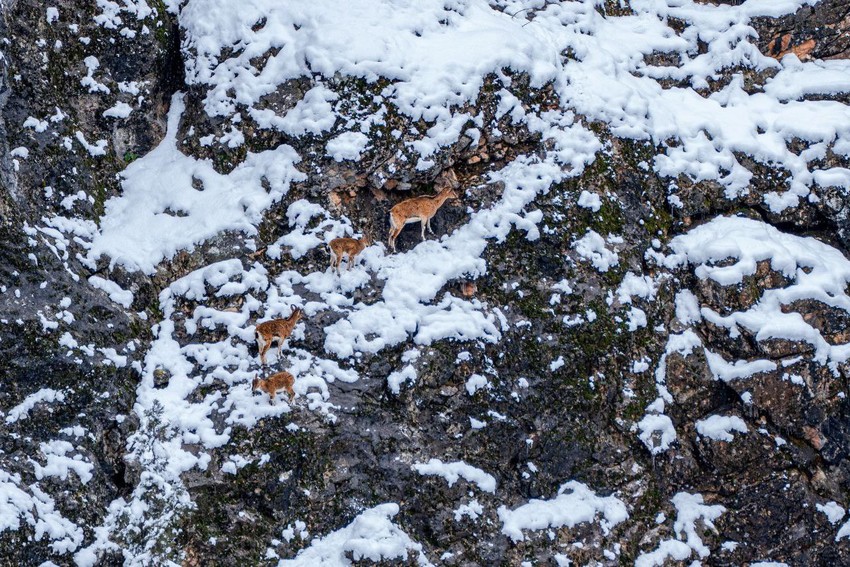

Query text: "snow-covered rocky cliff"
[2, 0, 850, 565]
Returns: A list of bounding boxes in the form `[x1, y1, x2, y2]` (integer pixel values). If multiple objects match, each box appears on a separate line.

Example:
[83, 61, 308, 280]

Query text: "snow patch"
[88, 276, 134, 308]
[636, 492, 725, 567]
[278, 503, 433, 566]
[412, 459, 496, 493]
[5, 389, 66, 424]
[326, 132, 369, 162]
[498, 480, 627, 542]
[88, 94, 305, 274]
[695, 414, 748, 442]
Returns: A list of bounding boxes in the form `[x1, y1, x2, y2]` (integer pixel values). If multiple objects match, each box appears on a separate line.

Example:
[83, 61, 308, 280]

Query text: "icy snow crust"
[21, 0, 850, 563]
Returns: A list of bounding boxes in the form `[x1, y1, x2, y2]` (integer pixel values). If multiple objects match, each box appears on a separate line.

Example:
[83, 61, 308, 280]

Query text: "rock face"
[757, 0, 850, 61]
[2, 1, 850, 566]
[0, 1, 175, 563]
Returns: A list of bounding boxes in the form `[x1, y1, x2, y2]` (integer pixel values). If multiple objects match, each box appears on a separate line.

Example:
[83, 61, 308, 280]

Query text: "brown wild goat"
[255, 307, 303, 365]
[387, 186, 459, 252]
[328, 236, 371, 273]
[252, 371, 295, 404]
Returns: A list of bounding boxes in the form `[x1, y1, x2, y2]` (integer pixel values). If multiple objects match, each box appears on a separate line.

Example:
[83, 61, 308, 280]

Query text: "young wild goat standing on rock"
[387, 186, 459, 252]
[255, 307, 302, 365]
[328, 235, 371, 273]
[252, 371, 295, 404]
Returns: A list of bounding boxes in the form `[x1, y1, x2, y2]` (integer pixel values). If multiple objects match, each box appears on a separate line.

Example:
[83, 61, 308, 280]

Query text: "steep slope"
[2, 0, 850, 566]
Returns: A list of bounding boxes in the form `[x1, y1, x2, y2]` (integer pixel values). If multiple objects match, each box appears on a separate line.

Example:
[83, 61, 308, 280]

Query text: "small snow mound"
[87, 94, 305, 274]
[574, 230, 619, 273]
[498, 480, 627, 542]
[636, 413, 677, 455]
[278, 503, 433, 566]
[817, 501, 845, 525]
[5, 389, 66, 424]
[577, 190, 601, 212]
[695, 414, 748, 442]
[88, 276, 134, 308]
[326, 131, 369, 162]
[412, 459, 496, 493]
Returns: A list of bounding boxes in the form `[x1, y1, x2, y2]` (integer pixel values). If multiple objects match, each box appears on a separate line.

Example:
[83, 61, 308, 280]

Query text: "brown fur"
[388, 186, 459, 252]
[328, 236, 371, 273]
[255, 307, 303, 365]
[252, 371, 295, 404]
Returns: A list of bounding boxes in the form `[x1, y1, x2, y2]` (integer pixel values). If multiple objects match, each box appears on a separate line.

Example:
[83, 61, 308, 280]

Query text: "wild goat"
[252, 371, 295, 404]
[387, 186, 459, 252]
[255, 307, 303, 365]
[328, 236, 371, 273]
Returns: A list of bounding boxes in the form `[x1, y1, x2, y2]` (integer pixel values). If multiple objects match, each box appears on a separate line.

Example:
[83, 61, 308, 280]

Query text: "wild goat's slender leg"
[258, 336, 269, 365]
[389, 226, 402, 252]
